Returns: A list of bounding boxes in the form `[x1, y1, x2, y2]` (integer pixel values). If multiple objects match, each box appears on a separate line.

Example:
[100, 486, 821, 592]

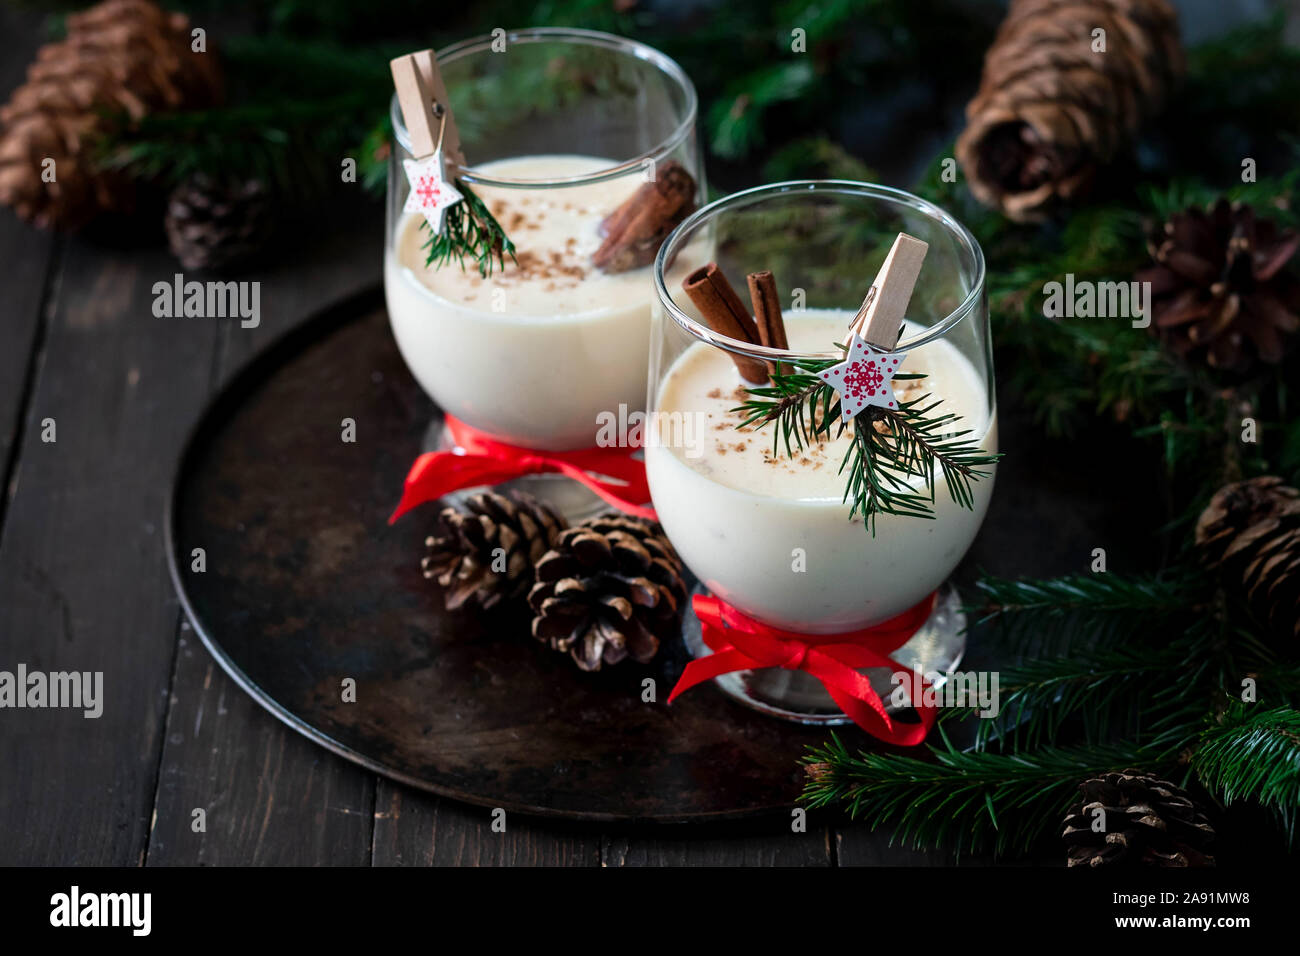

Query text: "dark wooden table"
[0, 6, 1161, 867]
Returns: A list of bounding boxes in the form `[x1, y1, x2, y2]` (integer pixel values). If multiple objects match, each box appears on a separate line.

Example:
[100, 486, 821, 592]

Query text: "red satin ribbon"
[389, 414, 656, 523]
[668, 592, 940, 746]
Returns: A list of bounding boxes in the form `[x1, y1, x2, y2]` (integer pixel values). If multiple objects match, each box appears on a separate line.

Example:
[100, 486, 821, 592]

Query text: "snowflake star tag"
[818, 333, 908, 422]
[402, 151, 463, 235]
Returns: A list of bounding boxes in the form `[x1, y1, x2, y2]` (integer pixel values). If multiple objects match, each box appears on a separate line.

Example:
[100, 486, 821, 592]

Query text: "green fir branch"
[418, 181, 516, 279]
[708, 61, 817, 159]
[97, 34, 396, 194]
[964, 636, 1216, 751]
[736, 364, 998, 531]
[801, 729, 1182, 857]
[970, 571, 1207, 658]
[856, 395, 998, 519]
[99, 97, 376, 194]
[1193, 703, 1300, 841]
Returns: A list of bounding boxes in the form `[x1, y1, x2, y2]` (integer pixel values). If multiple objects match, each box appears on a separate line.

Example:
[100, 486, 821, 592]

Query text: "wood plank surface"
[371, 781, 603, 866]
[836, 827, 962, 866]
[144, 621, 376, 865]
[604, 821, 833, 866]
[0, 6, 57, 519]
[0, 241, 221, 864]
[146, 200, 381, 865]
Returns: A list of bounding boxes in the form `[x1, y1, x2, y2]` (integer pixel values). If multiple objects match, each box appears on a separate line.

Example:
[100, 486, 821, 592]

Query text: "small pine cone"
[421, 491, 566, 612]
[956, 0, 1183, 221]
[165, 175, 272, 271]
[528, 514, 686, 671]
[1062, 769, 1215, 867]
[1136, 200, 1300, 373]
[0, 0, 223, 230]
[1195, 476, 1300, 642]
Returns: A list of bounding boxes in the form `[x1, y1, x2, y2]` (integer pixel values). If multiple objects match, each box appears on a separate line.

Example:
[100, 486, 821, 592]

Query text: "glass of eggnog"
[646, 181, 996, 722]
[384, 29, 701, 516]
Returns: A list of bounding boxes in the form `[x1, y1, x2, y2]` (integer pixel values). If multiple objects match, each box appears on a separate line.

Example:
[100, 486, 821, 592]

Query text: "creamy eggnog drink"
[647, 181, 993, 721]
[383, 27, 701, 477]
[386, 154, 672, 450]
[646, 310, 997, 633]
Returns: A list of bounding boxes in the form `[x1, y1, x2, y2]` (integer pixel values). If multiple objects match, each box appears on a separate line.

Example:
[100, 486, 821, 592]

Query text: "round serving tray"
[165, 289, 850, 823]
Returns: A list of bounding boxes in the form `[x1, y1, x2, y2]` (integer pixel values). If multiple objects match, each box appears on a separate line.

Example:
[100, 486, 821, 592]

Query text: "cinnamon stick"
[682, 263, 769, 383]
[746, 270, 790, 377]
[593, 161, 697, 274]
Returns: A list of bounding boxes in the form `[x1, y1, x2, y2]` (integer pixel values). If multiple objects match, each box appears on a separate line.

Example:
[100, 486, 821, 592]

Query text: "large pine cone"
[1195, 476, 1300, 641]
[1137, 201, 1300, 373]
[956, 0, 1183, 221]
[165, 175, 271, 271]
[0, 0, 223, 229]
[529, 514, 686, 671]
[1062, 769, 1215, 867]
[421, 491, 566, 612]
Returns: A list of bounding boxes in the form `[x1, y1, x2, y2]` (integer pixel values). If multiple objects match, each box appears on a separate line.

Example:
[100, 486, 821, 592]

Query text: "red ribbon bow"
[390, 415, 656, 523]
[668, 592, 940, 746]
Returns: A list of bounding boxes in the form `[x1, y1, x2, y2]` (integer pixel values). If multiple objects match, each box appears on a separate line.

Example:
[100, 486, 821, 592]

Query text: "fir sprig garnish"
[419, 179, 516, 278]
[736, 361, 999, 531]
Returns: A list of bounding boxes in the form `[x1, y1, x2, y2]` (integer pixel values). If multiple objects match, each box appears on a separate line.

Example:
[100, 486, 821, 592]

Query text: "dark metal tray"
[166, 289, 838, 822]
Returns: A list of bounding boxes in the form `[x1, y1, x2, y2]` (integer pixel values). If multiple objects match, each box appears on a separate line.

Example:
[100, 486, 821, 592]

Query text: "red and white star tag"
[402, 150, 463, 235]
[818, 332, 907, 422]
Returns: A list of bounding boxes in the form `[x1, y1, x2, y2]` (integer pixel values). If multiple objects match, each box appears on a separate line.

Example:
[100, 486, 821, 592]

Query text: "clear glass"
[384, 28, 701, 518]
[647, 181, 995, 722]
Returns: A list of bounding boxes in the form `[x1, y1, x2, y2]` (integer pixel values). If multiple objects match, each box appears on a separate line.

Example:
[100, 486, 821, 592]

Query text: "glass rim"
[653, 180, 988, 357]
[389, 27, 698, 189]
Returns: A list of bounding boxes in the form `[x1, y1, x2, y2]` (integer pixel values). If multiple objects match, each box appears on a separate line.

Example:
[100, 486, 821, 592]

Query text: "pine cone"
[1062, 769, 1215, 867]
[956, 0, 1183, 221]
[0, 0, 223, 230]
[1136, 201, 1300, 373]
[421, 491, 566, 612]
[165, 176, 272, 271]
[528, 514, 686, 671]
[1195, 476, 1300, 641]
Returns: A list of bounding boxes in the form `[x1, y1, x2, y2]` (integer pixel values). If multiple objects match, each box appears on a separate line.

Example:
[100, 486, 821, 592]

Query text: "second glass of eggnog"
[645, 181, 996, 723]
[384, 29, 701, 517]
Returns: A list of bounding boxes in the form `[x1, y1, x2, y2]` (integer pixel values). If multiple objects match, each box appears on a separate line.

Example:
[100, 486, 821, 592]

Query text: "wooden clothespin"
[390, 50, 465, 170]
[819, 233, 929, 422]
[390, 50, 468, 235]
[845, 233, 929, 349]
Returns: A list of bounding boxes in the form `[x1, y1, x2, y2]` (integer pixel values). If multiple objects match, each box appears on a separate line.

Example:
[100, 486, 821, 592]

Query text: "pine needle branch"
[418, 181, 516, 278]
[1193, 703, 1300, 842]
[961, 637, 1216, 751]
[736, 364, 998, 532]
[969, 570, 1208, 658]
[801, 729, 1183, 857]
[733, 361, 835, 458]
[98, 34, 395, 194]
[856, 395, 999, 523]
[708, 61, 817, 158]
